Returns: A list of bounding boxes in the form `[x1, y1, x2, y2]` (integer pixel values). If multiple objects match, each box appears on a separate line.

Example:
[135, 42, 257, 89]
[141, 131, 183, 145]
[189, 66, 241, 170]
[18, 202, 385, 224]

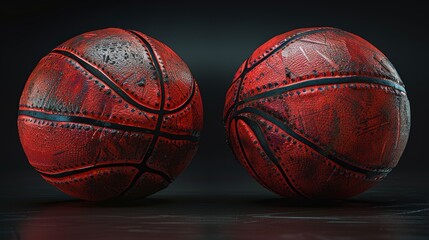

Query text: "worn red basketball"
[224, 27, 410, 199]
[18, 28, 203, 201]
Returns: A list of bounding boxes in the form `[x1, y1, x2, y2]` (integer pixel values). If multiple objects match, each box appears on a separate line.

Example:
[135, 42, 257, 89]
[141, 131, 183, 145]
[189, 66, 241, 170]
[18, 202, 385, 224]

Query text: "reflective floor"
[1, 171, 428, 240]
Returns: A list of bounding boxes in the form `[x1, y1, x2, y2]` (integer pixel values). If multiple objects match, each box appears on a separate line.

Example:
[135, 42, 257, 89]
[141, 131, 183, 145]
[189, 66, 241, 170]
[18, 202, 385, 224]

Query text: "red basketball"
[224, 27, 410, 199]
[18, 28, 203, 201]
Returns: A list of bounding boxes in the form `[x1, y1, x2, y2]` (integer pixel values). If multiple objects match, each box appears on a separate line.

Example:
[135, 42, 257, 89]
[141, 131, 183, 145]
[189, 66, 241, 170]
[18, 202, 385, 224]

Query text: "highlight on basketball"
[17, 28, 203, 201]
[224, 27, 410, 200]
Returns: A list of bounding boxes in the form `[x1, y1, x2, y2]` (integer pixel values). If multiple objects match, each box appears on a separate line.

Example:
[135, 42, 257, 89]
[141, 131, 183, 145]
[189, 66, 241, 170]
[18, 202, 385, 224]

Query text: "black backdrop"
[2, 1, 428, 198]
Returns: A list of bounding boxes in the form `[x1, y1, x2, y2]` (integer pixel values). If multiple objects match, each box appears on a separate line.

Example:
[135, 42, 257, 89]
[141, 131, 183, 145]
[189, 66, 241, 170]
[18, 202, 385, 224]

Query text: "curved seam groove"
[223, 59, 250, 123]
[224, 28, 335, 122]
[236, 107, 391, 178]
[238, 76, 406, 106]
[233, 119, 271, 191]
[115, 30, 168, 198]
[164, 80, 196, 114]
[123, 28, 197, 114]
[236, 116, 308, 198]
[236, 28, 335, 82]
[18, 110, 200, 142]
[38, 163, 140, 178]
[39, 163, 171, 182]
[144, 168, 172, 183]
[51, 49, 161, 114]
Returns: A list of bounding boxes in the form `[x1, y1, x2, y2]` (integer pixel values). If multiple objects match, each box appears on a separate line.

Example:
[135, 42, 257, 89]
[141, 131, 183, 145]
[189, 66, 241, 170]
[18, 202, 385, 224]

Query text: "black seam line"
[124, 28, 196, 114]
[236, 28, 335, 82]
[166, 80, 196, 114]
[230, 62, 247, 84]
[236, 116, 308, 199]
[38, 163, 139, 178]
[238, 76, 406, 105]
[51, 49, 162, 114]
[51, 49, 191, 115]
[18, 110, 199, 142]
[236, 107, 392, 178]
[224, 28, 335, 123]
[114, 30, 168, 199]
[38, 163, 171, 181]
[223, 59, 249, 122]
[127, 30, 166, 163]
[232, 119, 274, 192]
[119, 27, 196, 114]
[145, 167, 171, 182]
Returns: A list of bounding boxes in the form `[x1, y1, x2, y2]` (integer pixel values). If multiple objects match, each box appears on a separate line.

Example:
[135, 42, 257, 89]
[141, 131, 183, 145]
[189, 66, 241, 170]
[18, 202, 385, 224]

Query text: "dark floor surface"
[1, 169, 428, 240]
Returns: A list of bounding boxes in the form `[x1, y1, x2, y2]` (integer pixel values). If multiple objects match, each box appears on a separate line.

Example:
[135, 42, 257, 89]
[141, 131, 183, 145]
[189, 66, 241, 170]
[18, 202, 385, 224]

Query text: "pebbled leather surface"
[18, 28, 203, 201]
[224, 27, 410, 200]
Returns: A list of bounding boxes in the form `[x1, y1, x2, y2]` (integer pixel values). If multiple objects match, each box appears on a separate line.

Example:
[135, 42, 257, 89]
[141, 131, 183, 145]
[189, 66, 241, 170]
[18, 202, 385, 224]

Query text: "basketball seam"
[24, 53, 152, 120]
[38, 163, 171, 180]
[123, 29, 197, 114]
[114, 30, 168, 199]
[22, 30, 199, 199]
[162, 86, 197, 118]
[246, 113, 381, 181]
[236, 116, 308, 198]
[235, 27, 335, 82]
[237, 76, 405, 105]
[224, 28, 337, 123]
[239, 107, 393, 173]
[240, 83, 402, 172]
[41, 167, 171, 186]
[18, 104, 153, 126]
[39, 164, 139, 178]
[236, 108, 392, 178]
[225, 27, 406, 123]
[238, 82, 403, 168]
[19, 115, 175, 179]
[166, 80, 196, 113]
[50, 49, 163, 114]
[51, 49, 194, 115]
[233, 118, 303, 196]
[224, 58, 249, 121]
[18, 110, 200, 142]
[20, 116, 199, 176]
[231, 61, 246, 84]
[232, 119, 272, 191]
[42, 168, 135, 185]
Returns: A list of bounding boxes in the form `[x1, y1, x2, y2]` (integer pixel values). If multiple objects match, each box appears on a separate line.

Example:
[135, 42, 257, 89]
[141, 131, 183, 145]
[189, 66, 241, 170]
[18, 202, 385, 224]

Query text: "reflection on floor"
[1, 171, 428, 239]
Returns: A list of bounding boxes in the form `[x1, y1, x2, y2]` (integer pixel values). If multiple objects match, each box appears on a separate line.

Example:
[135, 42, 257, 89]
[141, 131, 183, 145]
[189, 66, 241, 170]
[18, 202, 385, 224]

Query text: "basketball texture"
[224, 27, 410, 199]
[18, 28, 203, 201]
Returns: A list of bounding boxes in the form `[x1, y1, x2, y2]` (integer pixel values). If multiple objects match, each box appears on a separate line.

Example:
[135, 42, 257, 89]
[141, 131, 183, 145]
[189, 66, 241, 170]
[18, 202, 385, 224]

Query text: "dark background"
[1, 1, 428, 239]
[1, 0, 427, 194]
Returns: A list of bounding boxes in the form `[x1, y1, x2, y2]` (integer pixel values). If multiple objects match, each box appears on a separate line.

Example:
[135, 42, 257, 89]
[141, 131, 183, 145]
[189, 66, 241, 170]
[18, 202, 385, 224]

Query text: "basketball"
[224, 27, 410, 199]
[18, 28, 203, 201]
